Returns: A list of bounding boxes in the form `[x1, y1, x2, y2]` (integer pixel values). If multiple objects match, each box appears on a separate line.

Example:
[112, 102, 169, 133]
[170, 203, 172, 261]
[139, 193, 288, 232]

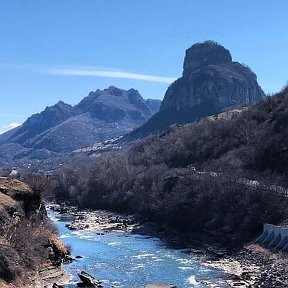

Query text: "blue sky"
[1, 0, 288, 134]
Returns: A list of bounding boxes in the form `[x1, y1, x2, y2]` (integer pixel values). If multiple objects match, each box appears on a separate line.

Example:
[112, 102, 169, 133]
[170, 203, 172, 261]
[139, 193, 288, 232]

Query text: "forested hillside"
[51, 86, 288, 246]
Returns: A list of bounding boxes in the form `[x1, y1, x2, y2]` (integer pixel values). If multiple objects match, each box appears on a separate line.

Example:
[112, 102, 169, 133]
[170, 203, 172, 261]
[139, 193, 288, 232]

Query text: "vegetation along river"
[48, 207, 227, 288]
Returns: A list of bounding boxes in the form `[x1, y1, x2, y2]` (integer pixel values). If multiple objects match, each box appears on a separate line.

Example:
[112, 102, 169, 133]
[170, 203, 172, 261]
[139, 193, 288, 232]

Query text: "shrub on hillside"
[50, 86, 288, 245]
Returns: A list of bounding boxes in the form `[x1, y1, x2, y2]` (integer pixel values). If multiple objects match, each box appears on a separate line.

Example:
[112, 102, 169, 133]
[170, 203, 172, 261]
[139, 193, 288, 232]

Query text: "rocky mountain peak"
[128, 41, 265, 140]
[160, 41, 265, 112]
[25, 101, 73, 126]
[0, 86, 161, 159]
[76, 87, 155, 119]
[183, 41, 232, 75]
[105, 86, 125, 96]
[54, 100, 72, 109]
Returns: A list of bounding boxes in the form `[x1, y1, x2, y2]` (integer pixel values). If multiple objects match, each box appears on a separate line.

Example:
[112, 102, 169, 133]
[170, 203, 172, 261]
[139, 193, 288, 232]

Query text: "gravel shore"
[202, 244, 288, 287]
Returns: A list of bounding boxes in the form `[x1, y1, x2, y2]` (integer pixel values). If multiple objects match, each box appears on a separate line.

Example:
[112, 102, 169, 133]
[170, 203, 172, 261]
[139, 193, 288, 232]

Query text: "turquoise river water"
[49, 209, 227, 287]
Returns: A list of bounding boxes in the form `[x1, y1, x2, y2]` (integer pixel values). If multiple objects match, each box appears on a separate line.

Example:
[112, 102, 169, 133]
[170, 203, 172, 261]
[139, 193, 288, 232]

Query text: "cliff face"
[128, 41, 265, 139]
[161, 41, 264, 112]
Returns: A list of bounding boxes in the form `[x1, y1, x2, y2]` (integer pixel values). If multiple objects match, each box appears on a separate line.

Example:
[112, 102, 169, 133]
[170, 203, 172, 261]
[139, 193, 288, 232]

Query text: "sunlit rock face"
[160, 41, 265, 112]
[128, 41, 265, 139]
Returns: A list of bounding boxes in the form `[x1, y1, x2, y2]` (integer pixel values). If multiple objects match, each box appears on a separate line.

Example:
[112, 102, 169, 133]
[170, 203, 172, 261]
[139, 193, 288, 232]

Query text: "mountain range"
[0, 87, 160, 161]
[0, 41, 266, 162]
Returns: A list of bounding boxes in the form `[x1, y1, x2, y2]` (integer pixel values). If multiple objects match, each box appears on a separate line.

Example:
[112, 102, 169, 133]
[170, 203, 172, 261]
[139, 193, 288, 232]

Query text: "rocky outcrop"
[128, 41, 265, 139]
[161, 41, 264, 112]
[75, 87, 160, 123]
[145, 285, 177, 288]
[0, 177, 69, 287]
[77, 271, 102, 287]
[0, 87, 161, 160]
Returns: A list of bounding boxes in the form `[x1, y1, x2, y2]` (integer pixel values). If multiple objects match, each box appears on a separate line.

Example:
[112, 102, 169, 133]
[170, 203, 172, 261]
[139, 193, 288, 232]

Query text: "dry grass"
[0, 177, 32, 195]
[0, 280, 11, 288]
[48, 234, 67, 255]
[207, 106, 248, 121]
[0, 192, 17, 208]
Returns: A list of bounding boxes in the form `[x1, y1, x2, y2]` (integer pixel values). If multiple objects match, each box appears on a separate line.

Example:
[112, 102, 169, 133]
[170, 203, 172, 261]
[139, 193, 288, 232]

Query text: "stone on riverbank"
[77, 271, 103, 287]
[145, 285, 177, 288]
[52, 284, 64, 288]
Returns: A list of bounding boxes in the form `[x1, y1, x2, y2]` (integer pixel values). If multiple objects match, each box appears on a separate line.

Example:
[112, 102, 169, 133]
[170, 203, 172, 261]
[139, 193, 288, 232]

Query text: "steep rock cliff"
[129, 41, 265, 139]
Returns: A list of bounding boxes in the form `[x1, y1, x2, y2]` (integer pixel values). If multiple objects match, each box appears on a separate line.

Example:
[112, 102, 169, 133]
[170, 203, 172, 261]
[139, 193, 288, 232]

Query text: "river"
[49, 208, 227, 287]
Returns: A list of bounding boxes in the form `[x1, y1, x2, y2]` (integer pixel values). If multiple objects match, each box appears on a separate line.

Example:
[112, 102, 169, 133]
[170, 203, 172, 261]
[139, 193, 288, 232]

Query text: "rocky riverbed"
[203, 244, 288, 287]
[48, 204, 288, 287]
[48, 204, 228, 287]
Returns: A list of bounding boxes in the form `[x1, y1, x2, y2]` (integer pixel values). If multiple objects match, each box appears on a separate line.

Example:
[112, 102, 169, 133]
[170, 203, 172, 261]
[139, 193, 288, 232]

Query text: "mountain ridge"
[0, 87, 161, 160]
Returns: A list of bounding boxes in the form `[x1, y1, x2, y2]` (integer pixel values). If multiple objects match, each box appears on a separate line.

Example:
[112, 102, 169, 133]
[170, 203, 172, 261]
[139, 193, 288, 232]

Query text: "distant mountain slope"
[6, 101, 74, 145]
[0, 87, 161, 160]
[128, 41, 265, 139]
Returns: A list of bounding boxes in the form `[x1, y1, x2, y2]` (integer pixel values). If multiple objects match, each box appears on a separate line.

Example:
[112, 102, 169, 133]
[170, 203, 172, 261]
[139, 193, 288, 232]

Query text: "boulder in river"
[145, 285, 177, 288]
[77, 271, 103, 287]
[52, 284, 64, 288]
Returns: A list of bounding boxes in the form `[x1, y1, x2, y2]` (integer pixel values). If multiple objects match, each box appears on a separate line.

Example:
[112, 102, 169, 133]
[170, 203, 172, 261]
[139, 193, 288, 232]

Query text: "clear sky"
[1, 0, 288, 134]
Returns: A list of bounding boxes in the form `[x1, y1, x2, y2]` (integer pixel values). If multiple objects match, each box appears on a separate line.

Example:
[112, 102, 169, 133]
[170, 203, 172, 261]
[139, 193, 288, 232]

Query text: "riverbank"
[48, 204, 288, 287]
[13, 266, 70, 288]
[203, 244, 288, 287]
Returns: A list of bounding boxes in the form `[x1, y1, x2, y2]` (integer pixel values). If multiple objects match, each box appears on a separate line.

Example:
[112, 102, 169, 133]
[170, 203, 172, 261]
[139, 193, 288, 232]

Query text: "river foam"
[48, 208, 227, 288]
